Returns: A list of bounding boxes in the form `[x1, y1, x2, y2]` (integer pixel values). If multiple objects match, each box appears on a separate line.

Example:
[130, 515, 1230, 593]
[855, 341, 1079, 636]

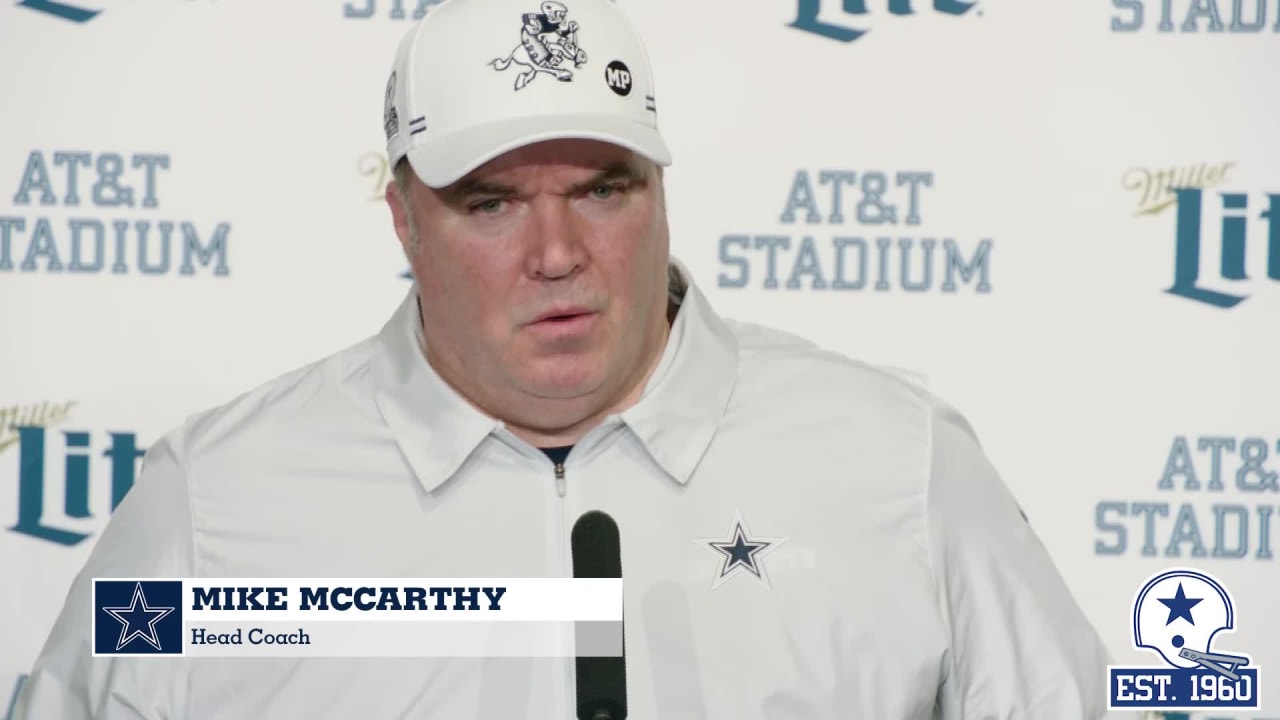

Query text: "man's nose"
[525, 199, 587, 281]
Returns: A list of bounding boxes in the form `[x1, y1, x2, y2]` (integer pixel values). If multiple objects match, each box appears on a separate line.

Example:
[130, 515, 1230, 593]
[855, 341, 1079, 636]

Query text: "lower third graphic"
[1109, 568, 1260, 710]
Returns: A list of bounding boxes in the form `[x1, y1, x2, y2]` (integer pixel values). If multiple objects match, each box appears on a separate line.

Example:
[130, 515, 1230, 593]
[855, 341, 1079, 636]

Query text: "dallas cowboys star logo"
[699, 509, 786, 590]
[1158, 582, 1203, 626]
[101, 582, 175, 651]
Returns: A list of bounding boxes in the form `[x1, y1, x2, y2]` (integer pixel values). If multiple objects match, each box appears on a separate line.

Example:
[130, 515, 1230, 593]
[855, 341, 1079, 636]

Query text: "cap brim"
[405, 113, 672, 189]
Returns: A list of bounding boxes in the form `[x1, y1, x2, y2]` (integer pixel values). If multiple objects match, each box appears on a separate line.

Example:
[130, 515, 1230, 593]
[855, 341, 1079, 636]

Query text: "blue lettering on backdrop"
[1165, 188, 1280, 308]
[4, 675, 28, 720]
[343, 0, 445, 19]
[1111, 0, 1280, 32]
[788, 0, 977, 42]
[6, 427, 145, 546]
[16, 0, 100, 23]
[718, 169, 993, 293]
[1094, 436, 1279, 561]
[2, 151, 230, 276]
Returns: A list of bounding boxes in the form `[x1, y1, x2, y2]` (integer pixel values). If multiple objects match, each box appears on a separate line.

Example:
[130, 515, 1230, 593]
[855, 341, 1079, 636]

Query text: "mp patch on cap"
[604, 60, 632, 96]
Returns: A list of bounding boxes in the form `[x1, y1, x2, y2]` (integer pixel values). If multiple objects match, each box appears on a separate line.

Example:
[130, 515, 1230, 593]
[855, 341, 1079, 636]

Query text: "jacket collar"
[370, 287, 503, 496]
[617, 259, 739, 485]
[370, 258, 739, 494]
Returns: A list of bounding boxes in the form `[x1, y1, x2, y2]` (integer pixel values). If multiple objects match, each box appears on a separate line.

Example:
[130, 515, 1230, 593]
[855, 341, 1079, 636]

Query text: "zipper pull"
[554, 462, 566, 498]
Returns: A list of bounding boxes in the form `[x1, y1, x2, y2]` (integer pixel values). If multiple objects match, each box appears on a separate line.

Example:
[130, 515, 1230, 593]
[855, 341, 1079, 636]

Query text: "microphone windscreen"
[571, 510, 627, 720]
[571, 510, 622, 579]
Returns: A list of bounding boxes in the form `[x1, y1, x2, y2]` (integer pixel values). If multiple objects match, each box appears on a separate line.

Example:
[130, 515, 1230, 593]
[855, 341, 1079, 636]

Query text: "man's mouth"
[531, 307, 594, 324]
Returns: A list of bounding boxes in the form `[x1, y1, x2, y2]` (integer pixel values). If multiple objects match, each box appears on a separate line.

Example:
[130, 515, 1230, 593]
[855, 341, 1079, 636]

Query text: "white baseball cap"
[383, 0, 672, 189]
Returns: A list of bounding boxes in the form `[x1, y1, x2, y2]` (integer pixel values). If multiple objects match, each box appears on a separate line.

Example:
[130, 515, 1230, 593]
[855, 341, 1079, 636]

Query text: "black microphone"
[571, 510, 627, 720]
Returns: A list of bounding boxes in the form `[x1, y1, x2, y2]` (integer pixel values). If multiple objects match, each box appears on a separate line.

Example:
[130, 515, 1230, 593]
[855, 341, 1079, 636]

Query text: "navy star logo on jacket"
[700, 509, 786, 589]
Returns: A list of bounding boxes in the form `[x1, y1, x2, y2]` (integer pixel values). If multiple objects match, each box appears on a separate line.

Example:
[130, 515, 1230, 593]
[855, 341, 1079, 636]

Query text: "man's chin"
[518, 364, 606, 402]
[522, 380, 602, 403]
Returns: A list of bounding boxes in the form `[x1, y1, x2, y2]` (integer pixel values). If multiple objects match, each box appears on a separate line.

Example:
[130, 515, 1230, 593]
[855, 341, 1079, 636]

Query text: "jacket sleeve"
[925, 400, 1116, 719]
[13, 433, 194, 720]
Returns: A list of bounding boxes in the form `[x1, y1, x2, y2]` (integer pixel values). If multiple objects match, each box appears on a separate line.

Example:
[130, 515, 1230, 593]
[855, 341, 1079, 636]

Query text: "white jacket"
[16, 262, 1112, 719]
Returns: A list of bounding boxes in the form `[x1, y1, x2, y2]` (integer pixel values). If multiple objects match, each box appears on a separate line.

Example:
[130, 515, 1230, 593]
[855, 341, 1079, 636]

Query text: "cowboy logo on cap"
[490, 1, 588, 91]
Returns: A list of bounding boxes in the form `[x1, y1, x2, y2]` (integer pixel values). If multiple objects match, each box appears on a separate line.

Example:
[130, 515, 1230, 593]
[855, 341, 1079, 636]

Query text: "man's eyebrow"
[439, 178, 519, 204]
[564, 161, 649, 195]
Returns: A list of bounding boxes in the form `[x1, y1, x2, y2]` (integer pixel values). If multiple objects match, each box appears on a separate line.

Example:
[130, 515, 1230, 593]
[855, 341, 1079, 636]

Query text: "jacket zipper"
[552, 457, 572, 715]
[554, 462, 567, 498]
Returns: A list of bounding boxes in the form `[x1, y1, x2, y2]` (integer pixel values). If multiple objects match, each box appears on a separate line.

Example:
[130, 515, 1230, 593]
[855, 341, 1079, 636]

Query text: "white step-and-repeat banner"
[2, 0, 1277, 718]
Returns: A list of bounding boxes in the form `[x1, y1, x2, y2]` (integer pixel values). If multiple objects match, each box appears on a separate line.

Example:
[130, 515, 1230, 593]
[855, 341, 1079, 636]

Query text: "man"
[16, 0, 1114, 717]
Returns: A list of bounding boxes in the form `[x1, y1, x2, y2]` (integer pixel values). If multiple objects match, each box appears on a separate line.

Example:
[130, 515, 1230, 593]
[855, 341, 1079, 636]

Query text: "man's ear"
[386, 180, 414, 254]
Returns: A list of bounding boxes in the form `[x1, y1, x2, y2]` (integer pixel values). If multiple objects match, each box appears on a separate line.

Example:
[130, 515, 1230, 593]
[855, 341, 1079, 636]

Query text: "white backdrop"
[2, 0, 1277, 718]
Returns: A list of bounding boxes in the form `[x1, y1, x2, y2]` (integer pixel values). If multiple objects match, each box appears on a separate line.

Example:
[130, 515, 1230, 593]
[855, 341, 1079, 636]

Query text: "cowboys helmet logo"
[1108, 568, 1259, 711]
[489, 1, 588, 91]
[1133, 569, 1248, 673]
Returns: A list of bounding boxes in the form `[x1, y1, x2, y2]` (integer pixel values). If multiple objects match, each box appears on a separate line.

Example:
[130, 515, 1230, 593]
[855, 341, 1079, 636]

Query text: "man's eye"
[591, 184, 623, 199]
[471, 198, 505, 214]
